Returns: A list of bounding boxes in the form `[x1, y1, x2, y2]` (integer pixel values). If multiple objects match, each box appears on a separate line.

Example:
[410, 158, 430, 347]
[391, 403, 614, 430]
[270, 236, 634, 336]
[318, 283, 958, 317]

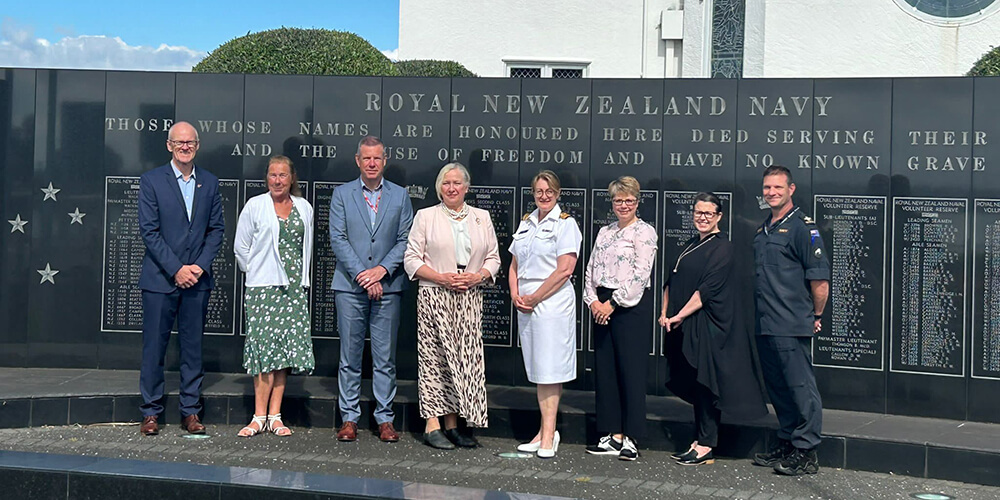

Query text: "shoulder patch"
[522, 213, 531, 221]
[559, 212, 570, 219]
[802, 215, 816, 225]
[756, 227, 763, 234]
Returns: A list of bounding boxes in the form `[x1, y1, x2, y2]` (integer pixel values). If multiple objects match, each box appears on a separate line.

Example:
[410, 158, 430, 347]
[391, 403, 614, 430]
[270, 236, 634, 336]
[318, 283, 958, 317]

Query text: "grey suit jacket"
[329, 178, 414, 293]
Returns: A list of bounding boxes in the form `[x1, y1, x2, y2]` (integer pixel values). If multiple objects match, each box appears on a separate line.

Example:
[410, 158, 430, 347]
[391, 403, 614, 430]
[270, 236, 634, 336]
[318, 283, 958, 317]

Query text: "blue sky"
[0, 0, 400, 71]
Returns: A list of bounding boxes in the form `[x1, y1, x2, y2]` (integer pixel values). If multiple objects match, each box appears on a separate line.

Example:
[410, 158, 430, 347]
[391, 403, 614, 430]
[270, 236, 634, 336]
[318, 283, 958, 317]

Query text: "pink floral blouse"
[583, 219, 658, 308]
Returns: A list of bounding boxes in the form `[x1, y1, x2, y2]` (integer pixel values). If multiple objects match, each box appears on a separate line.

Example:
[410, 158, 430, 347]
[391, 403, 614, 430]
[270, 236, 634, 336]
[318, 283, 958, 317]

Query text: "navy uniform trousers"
[756, 335, 822, 450]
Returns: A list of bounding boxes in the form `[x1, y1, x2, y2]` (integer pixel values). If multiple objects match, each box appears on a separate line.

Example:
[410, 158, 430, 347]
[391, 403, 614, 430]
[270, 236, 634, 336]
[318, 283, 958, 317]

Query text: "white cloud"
[0, 19, 206, 71]
[381, 48, 399, 61]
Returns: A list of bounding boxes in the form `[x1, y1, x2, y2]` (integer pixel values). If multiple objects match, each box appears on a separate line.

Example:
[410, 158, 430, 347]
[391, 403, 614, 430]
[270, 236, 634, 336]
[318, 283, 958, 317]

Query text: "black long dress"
[664, 232, 766, 419]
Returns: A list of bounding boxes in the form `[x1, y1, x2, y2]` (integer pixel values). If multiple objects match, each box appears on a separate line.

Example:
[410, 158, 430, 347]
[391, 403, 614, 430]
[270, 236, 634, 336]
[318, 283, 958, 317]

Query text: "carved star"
[7, 214, 28, 233]
[41, 182, 61, 201]
[37, 263, 59, 285]
[68, 208, 86, 225]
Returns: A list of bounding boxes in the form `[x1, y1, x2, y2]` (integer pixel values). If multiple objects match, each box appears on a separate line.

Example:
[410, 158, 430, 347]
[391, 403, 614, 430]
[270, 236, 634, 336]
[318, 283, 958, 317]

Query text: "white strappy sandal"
[267, 413, 293, 436]
[238, 414, 267, 437]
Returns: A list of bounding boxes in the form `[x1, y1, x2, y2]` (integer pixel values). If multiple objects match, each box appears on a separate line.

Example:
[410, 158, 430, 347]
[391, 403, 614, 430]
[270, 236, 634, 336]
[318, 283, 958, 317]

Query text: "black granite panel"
[68, 473, 220, 500]
[0, 399, 30, 428]
[380, 77, 452, 383]
[309, 76, 383, 375]
[200, 395, 230, 425]
[927, 446, 1000, 487]
[0, 69, 35, 368]
[845, 438, 925, 476]
[27, 70, 106, 368]
[30, 397, 68, 426]
[279, 396, 336, 430]
[0, 469, 66, 499]
[968, 77, 1000, 424]
[103, 71, 175, 177]
[69, 397, 113, 425]
[809, 79, 892, 414]
[112, 395, 144, 423]
[513, 78, 592, 389]
[451, 77, 522, 386]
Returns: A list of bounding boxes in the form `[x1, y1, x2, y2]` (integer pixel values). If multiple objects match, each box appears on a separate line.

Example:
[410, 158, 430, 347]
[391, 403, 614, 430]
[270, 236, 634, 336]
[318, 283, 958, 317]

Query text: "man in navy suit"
[329, 136, 413, 442]
[138, 121, 225, 436]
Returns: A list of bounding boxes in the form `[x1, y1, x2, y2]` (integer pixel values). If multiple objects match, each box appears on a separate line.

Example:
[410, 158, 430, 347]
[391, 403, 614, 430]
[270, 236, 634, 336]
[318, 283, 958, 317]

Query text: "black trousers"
[693, 382, 721, 447]
[756, 335, 823, 450]
[593, 288, 652, 438]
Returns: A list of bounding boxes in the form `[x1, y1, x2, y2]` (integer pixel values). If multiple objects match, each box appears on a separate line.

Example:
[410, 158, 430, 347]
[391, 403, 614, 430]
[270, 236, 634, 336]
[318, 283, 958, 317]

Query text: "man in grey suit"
[329, 136, 413, 442]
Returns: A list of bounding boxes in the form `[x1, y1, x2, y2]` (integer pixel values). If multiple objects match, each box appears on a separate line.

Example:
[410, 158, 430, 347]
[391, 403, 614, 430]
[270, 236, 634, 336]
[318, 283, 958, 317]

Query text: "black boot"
[443, 428, 480, 448]
[753, 439, 794, 467]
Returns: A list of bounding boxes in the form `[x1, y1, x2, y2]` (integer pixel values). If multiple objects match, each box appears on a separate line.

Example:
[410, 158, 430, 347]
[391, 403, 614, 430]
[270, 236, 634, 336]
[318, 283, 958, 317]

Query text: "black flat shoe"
[677, 450, 715, 466]
[424, 429, 456, 450]
[443, 428, 480, 448]
[671, 448, 696, 461]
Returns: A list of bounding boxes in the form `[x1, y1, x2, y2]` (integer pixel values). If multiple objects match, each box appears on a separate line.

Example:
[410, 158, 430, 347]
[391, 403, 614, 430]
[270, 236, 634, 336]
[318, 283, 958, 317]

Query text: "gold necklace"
[673, 232, 718, 273]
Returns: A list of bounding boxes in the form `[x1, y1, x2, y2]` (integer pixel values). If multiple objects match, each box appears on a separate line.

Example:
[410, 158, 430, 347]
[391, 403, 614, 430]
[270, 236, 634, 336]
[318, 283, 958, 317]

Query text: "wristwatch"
[610, 298, 620, 310]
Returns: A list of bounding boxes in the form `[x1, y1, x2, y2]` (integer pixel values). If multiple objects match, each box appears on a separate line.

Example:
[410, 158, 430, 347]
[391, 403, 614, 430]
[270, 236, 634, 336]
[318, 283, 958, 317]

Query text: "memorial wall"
[1, 69, 998, 422]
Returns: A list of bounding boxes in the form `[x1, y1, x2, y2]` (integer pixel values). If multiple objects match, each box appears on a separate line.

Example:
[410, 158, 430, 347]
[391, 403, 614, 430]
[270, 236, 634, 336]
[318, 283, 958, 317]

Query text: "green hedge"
[968, 45, 1000, 76]
[193, 28, 399, 76]
[394, 59, 477, 77]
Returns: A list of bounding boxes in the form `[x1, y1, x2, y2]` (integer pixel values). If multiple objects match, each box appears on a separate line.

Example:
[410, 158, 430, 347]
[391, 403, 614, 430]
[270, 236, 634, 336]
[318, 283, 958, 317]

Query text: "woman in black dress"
[659, 192, 766, 466]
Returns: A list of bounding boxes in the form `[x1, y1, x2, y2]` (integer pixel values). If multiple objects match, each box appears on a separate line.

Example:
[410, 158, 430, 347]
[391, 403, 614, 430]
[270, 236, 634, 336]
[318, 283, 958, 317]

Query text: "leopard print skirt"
[416, 286, 489, 428]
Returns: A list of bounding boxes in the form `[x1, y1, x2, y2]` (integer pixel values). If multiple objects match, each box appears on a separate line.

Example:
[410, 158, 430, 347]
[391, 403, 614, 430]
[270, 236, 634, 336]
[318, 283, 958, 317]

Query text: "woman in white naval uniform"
[508, 170, 583, 458]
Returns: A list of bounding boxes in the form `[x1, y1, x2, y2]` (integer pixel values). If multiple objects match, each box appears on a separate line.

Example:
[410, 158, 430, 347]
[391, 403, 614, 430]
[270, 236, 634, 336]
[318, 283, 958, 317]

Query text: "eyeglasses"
[533, 189, 556, 197]
[693, 210, 721, 219]
[169, 140, 199, 148]
[612, 198, 638, 207]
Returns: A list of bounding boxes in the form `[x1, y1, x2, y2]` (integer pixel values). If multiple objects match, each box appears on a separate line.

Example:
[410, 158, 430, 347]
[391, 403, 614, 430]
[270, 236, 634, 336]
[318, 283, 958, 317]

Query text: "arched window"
[893, 0, 1000, 25]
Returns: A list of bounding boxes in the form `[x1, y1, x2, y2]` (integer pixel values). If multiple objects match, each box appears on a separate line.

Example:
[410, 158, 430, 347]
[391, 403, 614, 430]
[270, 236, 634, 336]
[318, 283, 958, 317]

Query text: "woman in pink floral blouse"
[582, 176, 658, 461]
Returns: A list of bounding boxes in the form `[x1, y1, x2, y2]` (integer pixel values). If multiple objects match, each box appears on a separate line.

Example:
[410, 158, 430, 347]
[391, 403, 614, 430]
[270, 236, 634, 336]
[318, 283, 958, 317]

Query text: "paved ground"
[1, 423, 997, 500]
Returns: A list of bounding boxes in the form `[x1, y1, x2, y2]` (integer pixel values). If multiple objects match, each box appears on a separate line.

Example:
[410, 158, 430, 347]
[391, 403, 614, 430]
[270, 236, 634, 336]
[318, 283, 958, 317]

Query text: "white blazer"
[234, 192, 313, 288]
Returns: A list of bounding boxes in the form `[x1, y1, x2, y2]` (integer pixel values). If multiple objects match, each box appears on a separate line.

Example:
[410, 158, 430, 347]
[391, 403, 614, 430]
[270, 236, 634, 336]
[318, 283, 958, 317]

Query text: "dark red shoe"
[378, 422, 399, 442]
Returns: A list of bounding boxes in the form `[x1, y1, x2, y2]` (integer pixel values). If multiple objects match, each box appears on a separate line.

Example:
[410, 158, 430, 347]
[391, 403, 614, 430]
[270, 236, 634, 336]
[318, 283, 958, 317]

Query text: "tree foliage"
[968, 45, 1000, 76]
[394, 59, 477, 77]
[193, 28, 399, 76]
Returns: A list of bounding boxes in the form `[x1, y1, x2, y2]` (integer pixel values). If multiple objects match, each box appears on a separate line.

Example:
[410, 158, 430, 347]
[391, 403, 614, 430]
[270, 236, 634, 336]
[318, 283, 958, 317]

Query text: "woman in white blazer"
[403, 162, 501, 450]
[234, 155, 315, 437]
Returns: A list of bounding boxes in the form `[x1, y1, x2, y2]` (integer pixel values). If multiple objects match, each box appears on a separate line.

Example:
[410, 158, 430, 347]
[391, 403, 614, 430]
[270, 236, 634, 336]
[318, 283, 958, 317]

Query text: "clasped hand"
[511, 292, 539, 313]
[590, 300, 614, 325]
[356, 266, 388, 300]
[438, 272, 481, 292]
[658, 314, 683, 332]
[174, 265, 203, 289]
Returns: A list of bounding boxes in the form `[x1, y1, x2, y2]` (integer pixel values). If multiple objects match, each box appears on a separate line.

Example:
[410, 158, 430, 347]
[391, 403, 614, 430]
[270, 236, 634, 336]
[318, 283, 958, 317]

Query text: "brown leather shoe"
[140, 415, 159, 436]
[337, 421, 358, 441]
[181, 414, 206, 434]
[379, 422, 399, 443]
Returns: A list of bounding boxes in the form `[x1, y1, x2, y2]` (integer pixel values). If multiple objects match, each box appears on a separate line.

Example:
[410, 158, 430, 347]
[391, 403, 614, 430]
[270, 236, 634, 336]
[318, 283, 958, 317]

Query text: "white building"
[398, 0, 1000, 78]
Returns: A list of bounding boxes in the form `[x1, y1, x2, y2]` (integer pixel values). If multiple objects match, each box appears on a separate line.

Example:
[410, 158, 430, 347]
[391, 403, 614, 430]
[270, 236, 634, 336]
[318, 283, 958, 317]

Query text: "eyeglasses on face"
[693, 210, 721, 219]
[169, 140, 199, 148]
[533, 189, 556, 197]
[612, 198, 637, 207]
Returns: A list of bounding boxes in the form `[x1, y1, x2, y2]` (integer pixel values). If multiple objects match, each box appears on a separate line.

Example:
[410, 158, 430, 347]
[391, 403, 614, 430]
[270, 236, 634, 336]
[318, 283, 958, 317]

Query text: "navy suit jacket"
[138, 163, 225, 293]
[329, 178, 413, 293]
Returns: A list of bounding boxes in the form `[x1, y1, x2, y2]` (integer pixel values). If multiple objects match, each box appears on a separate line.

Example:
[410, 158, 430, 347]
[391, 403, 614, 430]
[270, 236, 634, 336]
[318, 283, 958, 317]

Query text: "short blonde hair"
[608, 176, 640, 200]
[531, 170, 561, 194]
[435, 162, 471, 200]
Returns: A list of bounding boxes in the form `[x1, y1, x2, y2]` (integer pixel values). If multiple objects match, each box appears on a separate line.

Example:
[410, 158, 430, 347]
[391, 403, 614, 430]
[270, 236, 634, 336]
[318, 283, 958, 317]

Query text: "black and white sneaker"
[585, 434, 622, 455]
[618, 436, 639, 461]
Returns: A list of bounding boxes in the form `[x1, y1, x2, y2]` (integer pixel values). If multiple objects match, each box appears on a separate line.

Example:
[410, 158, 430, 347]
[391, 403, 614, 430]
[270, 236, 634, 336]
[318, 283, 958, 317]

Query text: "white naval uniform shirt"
[509, 203, 582, 278]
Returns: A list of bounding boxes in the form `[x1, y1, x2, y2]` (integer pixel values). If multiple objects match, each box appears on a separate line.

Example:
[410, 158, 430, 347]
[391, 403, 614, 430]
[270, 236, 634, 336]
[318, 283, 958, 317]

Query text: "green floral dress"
[243, 208, 315, 375]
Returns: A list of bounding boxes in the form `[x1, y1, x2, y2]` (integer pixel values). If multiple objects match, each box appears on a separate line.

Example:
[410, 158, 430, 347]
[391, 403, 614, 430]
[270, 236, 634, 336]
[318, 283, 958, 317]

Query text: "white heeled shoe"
[517, 437, 542, 452]
[536, 431, 560, 458]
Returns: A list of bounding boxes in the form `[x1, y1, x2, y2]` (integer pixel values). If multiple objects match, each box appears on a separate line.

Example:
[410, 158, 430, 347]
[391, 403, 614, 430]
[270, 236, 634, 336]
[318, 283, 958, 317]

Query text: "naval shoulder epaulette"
[801, 214, 816, 225]
[559, 212, 570, 219]
[522, 213, 531, 221]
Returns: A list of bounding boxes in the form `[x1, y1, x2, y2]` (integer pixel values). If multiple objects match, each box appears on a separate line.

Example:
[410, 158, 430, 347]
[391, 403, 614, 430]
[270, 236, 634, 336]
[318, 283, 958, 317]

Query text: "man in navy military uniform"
[751, 165, 830, 475]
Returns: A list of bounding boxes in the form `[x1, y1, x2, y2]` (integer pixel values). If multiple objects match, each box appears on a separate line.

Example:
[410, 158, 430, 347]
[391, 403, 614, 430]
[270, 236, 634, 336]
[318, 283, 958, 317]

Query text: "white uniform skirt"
[517, 279, 577, 384]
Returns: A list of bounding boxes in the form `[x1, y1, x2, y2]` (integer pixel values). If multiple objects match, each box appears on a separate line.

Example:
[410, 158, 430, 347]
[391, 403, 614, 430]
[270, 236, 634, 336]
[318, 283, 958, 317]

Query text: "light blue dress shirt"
[171, 162, 197, 220]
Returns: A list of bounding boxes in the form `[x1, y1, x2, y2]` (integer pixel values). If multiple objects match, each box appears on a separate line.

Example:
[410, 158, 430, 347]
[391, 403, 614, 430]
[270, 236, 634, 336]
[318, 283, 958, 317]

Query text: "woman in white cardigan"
[403, 162, 501, 450]
[234, 155, 315, 437]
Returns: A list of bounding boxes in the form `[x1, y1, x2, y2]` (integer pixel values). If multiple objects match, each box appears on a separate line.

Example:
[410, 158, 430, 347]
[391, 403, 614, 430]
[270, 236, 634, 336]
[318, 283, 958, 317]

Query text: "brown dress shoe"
[379, 422, 399, 442]
[337, 421, 358, 442]
[181, 414, 206, 434]
[140, 415, 159, 436]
